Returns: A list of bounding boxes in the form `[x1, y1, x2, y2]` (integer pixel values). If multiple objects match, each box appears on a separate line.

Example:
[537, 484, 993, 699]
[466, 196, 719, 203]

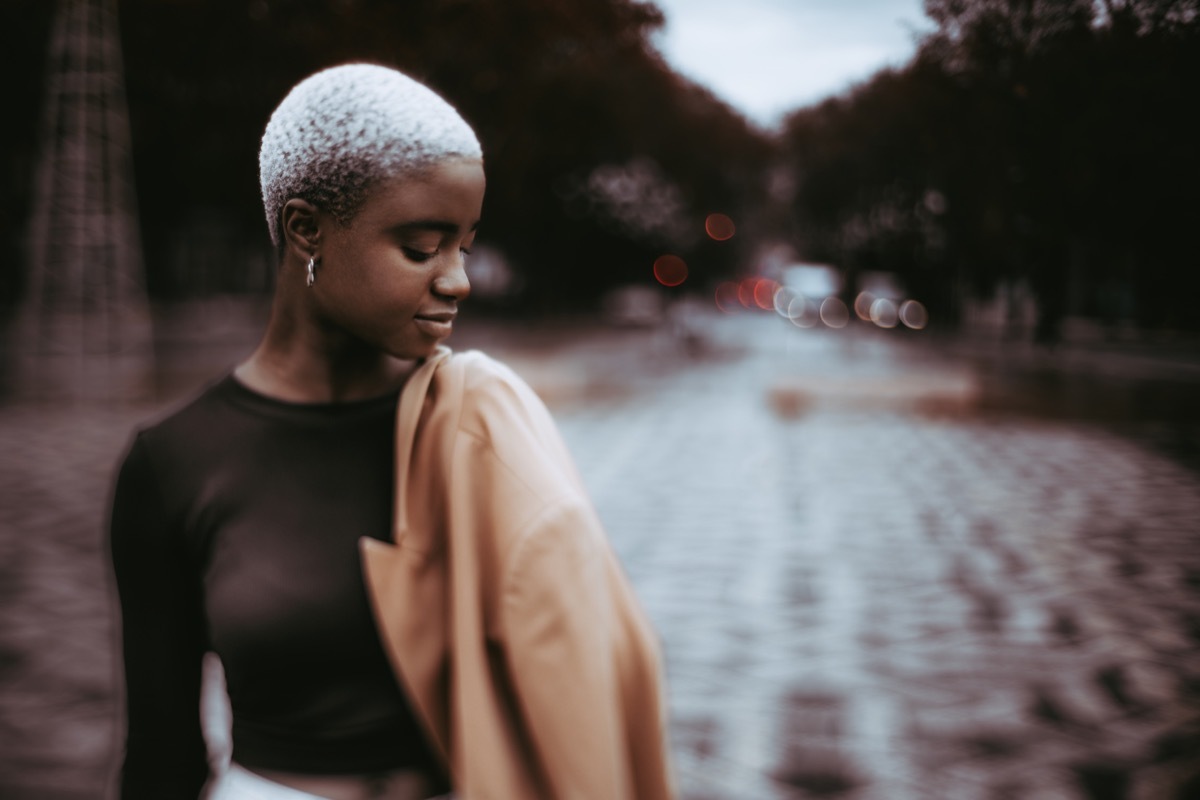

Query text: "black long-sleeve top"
[108, 376, 441, 799]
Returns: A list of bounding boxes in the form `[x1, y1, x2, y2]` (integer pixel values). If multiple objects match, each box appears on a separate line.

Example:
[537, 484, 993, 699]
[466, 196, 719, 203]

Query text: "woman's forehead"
[355, 159, 485, 228]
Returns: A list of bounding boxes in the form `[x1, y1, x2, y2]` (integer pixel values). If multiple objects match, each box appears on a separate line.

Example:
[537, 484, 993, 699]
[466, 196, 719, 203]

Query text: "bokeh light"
[900, 299, 929, 330]
[653, 254, 688, 287]
[854, 291, 875, 321]
[714, 281, 740, 313]
[787, 296, 818, 327]
[773, 286, 796, 317]
[705, 213, 736, 241]
[753, 278, 778, 310]
[820, 297, 850, 328]
[870, 297, 899, 328]
[738, 278, 757, 308]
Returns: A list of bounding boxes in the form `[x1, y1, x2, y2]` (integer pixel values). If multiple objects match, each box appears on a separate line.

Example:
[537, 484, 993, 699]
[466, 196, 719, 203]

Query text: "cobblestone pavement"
[562, 319, 1200, 799]
[2, 312, 1200, 799]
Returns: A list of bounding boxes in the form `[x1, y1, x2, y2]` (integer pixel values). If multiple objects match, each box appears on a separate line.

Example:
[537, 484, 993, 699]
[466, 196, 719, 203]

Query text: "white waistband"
[207, 764, 327, 800]
[205, 764, 455, 800]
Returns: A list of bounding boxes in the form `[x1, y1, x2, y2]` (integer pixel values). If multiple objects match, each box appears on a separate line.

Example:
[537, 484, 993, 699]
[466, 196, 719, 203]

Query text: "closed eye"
[402, 247, 437, 263]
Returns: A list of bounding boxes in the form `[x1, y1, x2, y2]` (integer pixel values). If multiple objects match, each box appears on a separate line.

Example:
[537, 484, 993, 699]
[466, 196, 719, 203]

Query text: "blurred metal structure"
[17, 0, 151, 401]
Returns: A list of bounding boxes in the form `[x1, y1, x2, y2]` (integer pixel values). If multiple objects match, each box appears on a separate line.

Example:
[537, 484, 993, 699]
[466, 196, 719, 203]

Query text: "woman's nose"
[432, 255, 470, 301]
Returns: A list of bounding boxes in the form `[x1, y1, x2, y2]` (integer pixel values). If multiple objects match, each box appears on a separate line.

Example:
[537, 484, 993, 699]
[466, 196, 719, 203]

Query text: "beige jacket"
[359, 347, 675, 799]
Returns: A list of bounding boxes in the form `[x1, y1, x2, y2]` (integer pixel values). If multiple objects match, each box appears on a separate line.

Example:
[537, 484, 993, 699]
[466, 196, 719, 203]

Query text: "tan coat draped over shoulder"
[359, 347, 675, 799]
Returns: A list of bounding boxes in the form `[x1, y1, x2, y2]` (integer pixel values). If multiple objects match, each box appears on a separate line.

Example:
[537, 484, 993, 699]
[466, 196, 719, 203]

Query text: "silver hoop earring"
[306, 256, 318, 287]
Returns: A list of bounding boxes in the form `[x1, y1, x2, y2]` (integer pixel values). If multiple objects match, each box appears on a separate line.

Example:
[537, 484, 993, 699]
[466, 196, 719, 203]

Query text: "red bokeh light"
[653, 254, 688, 287]
[705, 213, 736, 241]
[738, 278, 757, 308]
[715, 281, 740, 312]
[753, 278, 778, 310]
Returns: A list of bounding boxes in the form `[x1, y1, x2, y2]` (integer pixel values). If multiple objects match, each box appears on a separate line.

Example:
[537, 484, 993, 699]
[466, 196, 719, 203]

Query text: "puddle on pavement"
[965, 363, 1200, 475]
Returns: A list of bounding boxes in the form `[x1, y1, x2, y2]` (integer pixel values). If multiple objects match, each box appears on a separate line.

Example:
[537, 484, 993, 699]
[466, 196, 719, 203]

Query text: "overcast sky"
[649, 0, 932, 129]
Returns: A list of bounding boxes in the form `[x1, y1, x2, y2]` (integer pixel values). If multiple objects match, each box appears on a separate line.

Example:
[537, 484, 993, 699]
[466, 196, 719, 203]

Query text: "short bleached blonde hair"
[259, 63, 482, 246]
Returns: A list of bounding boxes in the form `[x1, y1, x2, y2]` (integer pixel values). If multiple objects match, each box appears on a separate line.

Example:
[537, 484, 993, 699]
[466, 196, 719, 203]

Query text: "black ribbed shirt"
[108, 376, 442, 799]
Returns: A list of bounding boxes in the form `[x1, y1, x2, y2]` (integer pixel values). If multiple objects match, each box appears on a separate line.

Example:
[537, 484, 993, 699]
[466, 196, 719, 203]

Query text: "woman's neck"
[235, 295, 413, 404]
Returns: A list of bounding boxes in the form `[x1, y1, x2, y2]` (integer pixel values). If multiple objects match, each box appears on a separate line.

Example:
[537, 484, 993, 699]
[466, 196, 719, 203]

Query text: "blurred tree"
[780, 0, 1200, 336]
[919, 0, 1099, 338]
[1, 0, 57, 326]
[0, 0, 770, 311]
[781, 64, 960, 320]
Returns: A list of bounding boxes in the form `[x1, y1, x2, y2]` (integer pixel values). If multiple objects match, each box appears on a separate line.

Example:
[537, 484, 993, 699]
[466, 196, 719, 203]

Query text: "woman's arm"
[108, 435, 210, 799]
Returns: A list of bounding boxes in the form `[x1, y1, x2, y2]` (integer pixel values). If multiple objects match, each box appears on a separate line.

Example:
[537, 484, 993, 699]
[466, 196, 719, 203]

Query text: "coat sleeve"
[108, 435, 210, 799]
[499, 499, 674, 800]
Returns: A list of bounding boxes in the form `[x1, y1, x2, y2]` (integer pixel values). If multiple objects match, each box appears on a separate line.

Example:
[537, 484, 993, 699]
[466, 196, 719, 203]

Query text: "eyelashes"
[402, 246, 472, 263]
[402, 247, 437, 263]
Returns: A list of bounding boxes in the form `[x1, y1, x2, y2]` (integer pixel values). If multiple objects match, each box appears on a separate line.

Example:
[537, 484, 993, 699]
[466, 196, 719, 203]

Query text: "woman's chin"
[388, 339, 443, 362]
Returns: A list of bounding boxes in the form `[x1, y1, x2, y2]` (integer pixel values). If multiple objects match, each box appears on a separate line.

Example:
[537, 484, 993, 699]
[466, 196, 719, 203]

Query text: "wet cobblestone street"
[2, 312, 1199, 798]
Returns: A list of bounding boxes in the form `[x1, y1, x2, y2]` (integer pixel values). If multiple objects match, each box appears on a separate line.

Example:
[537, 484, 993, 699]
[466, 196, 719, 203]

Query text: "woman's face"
[311, 157, 485, 360]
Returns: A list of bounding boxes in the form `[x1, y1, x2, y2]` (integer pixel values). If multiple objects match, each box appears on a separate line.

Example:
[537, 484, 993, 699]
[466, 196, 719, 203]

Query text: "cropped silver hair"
[259, 63, 483, 246]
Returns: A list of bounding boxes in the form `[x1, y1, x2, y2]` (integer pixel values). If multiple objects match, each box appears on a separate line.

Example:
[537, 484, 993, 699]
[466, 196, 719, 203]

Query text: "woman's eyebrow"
[392, 220, 480, 234]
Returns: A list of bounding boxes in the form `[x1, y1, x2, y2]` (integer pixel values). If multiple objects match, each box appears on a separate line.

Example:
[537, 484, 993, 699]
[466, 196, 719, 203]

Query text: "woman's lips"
[414, 313, 455, 338]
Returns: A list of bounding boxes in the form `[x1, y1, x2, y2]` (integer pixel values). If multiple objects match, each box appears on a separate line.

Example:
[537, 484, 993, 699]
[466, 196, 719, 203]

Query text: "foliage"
[4, 0, 772, 312]
[781, 0, 1200, 335]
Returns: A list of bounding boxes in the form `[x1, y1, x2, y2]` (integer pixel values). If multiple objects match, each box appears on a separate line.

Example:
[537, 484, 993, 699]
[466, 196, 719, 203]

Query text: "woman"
[109, 64, 673, 800]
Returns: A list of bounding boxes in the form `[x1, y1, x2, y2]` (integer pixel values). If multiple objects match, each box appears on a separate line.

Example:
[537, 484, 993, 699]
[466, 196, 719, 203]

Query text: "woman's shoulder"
[444, 348, 525, 387]
[439, 350, 551, 431]
[123, 374, 244, 464]
[433, 349, 582, 483]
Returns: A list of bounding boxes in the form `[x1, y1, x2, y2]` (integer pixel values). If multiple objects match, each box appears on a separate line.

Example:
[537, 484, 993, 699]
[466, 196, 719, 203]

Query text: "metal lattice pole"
[19, 0, 151, 401]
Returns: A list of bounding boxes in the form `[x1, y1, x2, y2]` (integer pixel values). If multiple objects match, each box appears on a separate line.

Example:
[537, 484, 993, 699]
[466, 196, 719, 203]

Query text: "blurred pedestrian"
[108, 63, 673, 800]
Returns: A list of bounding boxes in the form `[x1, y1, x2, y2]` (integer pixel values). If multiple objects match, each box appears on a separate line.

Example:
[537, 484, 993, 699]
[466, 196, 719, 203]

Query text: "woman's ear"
[280, 199, 321, 260]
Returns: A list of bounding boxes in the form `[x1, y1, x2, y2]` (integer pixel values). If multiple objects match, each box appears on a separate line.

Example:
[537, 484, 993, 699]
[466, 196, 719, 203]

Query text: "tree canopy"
[781, 0, 1200, 335]
[9, 0, 1196, 332]
[4, 0, 772, 316]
